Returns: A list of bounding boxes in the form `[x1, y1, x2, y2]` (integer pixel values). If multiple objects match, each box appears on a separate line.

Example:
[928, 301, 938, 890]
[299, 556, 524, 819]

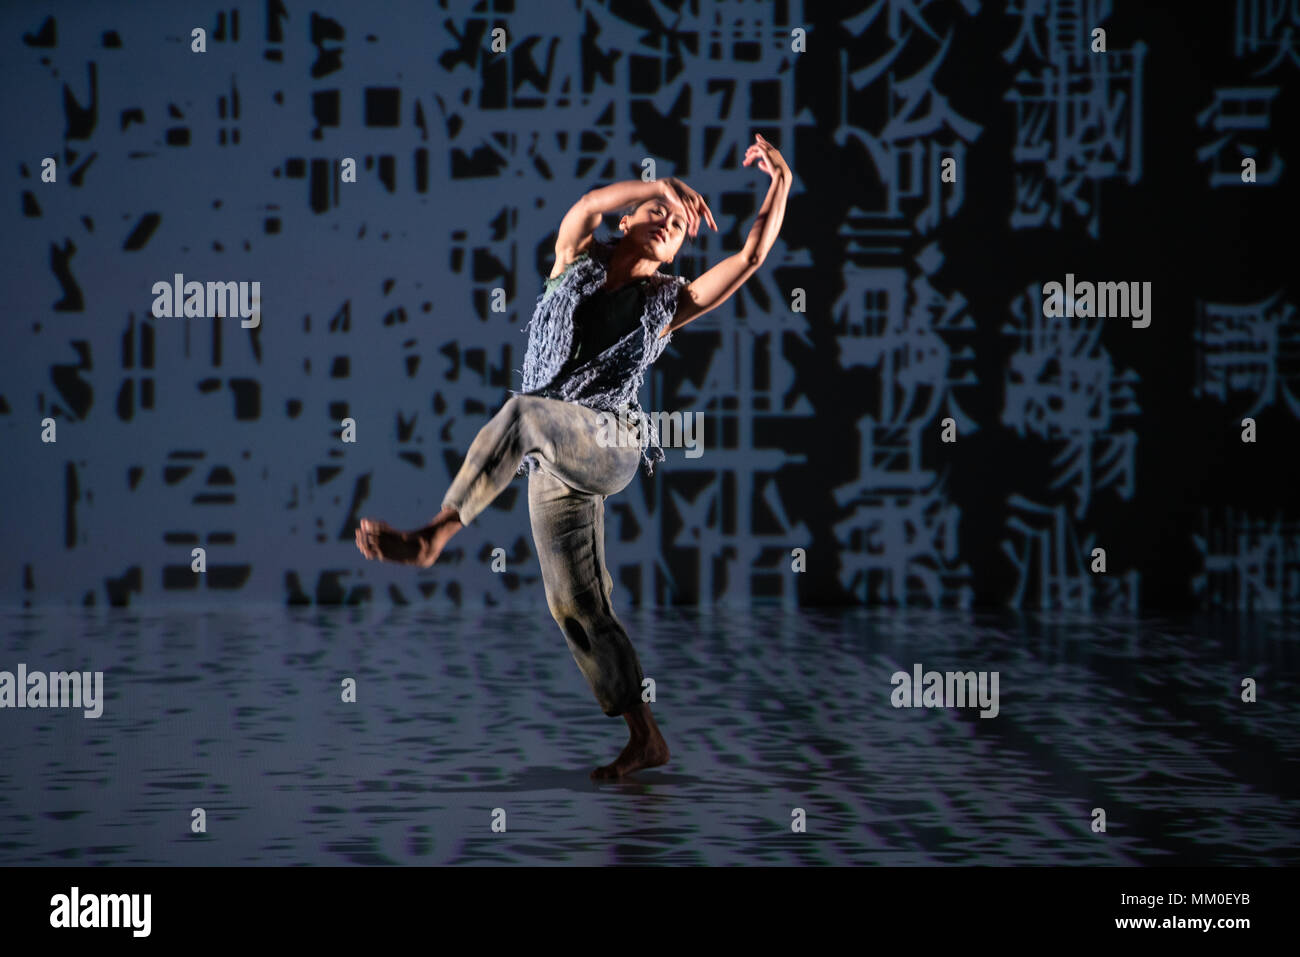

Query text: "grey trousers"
[441, 395, 647, 717]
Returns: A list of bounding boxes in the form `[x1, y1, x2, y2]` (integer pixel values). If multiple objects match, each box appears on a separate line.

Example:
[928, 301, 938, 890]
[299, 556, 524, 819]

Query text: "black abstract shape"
[162, 564, 198, 589]
[68, 151, 98, 186]
[213, 10, 239, 42]
[51, 340, 93, 418]
[328, 299, 350, 331]
[265, 0, 288, 43]
[50, 239, 84, 311]
[284, 571, 311, 605]
[310, 158, 330, 212]
[364, 87, 399, 126]
[116, 378, 134, 421]
[415, 147, 428, 191]
[437, 20, 483, 73]
[122, 212, 160, 250]
[104, 566, 143, 606]
[64, 462, 79, 547]
[340, 473, 372, 542]
[208, 564, 251, 589]
[309, 13, 344, 78]
[396, 413, 417, 441]
[311, 89, 339, 139]
[228, 378, 260, 419]
[62, 62, 97, 139]
[315, 571, 346, 604]
[23, 16, 55, 47]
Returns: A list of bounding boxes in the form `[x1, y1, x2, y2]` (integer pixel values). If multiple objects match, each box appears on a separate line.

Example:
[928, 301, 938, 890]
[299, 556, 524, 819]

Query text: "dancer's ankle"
[415, 511, 463, 566]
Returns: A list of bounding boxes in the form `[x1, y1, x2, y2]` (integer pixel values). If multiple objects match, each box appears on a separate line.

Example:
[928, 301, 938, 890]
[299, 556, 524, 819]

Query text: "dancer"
[356, 134, 791, 778]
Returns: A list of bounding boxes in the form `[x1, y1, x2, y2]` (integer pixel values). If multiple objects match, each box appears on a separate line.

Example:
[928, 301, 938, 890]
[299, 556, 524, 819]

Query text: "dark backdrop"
[1, 0, 1296, 611]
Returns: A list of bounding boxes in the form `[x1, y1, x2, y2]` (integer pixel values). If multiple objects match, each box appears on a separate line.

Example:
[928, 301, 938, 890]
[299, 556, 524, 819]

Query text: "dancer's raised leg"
[356, 394, 631, 566]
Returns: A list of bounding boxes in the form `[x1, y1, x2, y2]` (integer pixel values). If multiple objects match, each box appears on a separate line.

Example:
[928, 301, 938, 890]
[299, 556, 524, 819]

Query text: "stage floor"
[0, 605, 1295, 865]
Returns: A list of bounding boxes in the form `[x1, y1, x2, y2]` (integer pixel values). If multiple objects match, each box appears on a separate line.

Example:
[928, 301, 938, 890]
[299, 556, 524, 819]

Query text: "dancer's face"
[619, 200, 687, 264]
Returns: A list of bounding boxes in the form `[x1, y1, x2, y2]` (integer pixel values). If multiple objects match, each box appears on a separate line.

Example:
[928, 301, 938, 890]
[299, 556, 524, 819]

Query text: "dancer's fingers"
[698, 196, 717, 230]
[671, 187, 698, 236]
[358, 521, 378, 558]
[670, 181, 715, 235]
[660, 181, 689, 218]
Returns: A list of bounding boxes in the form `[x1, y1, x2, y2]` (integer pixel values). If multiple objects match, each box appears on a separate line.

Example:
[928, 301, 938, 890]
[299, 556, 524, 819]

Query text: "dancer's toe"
[356, 518, 422, 565]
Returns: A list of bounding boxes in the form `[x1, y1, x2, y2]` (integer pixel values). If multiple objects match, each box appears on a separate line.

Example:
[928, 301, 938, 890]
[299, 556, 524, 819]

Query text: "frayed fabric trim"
[509, 238, 685, 478]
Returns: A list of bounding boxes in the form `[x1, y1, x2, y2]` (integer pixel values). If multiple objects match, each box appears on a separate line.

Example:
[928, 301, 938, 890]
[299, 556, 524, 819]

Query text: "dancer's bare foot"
[355, 506, 463, 567]
[355, 518, 422, 565]
[591, 735, 670, 779]
[591, 700, 670, 779]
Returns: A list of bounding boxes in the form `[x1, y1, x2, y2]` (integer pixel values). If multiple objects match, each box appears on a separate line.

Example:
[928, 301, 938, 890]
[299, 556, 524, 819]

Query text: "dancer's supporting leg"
[528, 466, 669, 779]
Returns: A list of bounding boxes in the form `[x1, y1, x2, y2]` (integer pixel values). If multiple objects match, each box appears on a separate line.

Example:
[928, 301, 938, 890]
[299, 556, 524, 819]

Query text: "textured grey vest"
[510, 237, 685, 477]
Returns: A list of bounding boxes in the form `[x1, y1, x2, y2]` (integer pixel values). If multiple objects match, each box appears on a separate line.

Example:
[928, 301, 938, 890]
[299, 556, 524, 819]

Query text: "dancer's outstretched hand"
[743, 133, 790, 181]
[661, 177, 717, 238]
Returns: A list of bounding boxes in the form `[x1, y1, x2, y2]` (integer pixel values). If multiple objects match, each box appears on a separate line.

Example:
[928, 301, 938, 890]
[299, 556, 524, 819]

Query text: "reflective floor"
[0, 605, 1295, 865]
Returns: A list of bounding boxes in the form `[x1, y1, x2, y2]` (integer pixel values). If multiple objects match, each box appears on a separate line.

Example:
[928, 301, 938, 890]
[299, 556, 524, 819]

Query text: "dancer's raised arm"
[659, 134, 791, 338]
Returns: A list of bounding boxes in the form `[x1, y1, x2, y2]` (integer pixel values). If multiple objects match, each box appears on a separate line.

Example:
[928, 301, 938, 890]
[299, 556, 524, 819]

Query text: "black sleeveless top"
[548, 273, 648, 383]
[553, 282, 644, 379]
